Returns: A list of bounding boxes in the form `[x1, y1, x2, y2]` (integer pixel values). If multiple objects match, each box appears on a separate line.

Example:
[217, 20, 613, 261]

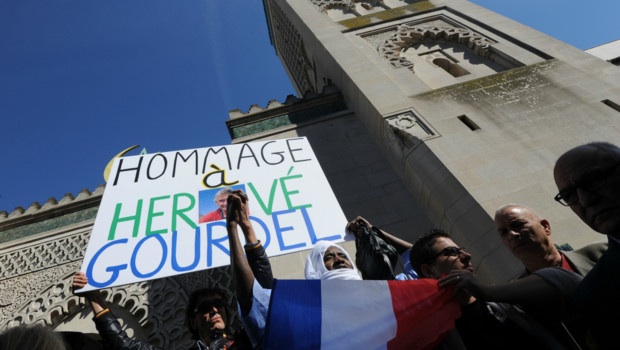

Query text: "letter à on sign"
[78, 137, 349, 292]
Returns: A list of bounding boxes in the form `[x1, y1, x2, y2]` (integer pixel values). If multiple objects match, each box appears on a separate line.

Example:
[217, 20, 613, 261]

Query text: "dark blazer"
[571, 238, 620, 349]
[562, 241, 608, 276]
[519, 241, 608, 278]
[515, 241, 608, 349]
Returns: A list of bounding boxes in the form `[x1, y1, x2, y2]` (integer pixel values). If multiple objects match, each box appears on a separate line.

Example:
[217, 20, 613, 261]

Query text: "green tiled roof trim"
[0, 206, 98, 244]
[230, 99, 347, 139]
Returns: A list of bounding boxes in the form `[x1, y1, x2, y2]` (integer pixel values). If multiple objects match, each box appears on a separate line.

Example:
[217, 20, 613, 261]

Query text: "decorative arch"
[377, 24, 495, 72]
[432, 57, 470, 77]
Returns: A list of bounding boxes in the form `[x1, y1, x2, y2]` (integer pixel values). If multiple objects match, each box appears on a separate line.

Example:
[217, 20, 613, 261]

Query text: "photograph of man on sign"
[199, 185, 246, 223]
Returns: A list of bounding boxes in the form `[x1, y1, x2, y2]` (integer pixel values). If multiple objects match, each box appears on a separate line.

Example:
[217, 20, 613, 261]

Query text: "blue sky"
[1, 0, 618, 212]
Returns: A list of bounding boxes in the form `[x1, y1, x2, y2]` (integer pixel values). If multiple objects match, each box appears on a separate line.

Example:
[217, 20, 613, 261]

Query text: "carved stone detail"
[383, 111, 438, 165]
[308, 0, 384, 12]
[0, 262, 82, 325]
[269, 0, 315, 94]
[0, 230, 89, 281]
[377, 24, 495, 72]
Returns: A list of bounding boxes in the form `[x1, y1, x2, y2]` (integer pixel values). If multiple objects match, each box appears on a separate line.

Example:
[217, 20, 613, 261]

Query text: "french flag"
[263, 279, 461, 349]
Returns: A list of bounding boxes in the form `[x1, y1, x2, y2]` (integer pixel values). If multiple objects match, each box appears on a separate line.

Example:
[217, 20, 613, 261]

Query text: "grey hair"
[214, 188, 233, 202]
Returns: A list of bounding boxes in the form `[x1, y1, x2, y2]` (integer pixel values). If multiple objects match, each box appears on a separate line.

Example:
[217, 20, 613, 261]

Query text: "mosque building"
[2, 0, 619, 348]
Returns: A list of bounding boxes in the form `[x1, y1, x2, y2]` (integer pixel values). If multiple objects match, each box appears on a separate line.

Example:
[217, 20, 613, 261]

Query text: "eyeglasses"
[554, 164, 620, 206]
[430, 246, 469, 262]
[193, 299, 226, 315]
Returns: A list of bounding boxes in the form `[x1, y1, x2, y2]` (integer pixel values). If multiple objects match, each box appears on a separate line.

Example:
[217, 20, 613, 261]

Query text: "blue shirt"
[395, 249, 418, 280]
[238, 279, 271, 348]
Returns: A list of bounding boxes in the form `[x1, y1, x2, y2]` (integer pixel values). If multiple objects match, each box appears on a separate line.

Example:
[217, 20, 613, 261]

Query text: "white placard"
[79, 137, 349, 291]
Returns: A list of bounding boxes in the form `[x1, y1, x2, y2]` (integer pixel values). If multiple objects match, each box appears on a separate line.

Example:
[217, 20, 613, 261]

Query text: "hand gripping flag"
[263, 278, 461, 349]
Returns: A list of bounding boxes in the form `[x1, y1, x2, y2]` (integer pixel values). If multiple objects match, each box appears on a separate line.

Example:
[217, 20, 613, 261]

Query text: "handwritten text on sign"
[79, 137, 348, 291]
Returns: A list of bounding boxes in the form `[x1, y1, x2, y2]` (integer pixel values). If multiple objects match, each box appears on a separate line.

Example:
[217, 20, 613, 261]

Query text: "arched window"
[432, 58, 470, 77]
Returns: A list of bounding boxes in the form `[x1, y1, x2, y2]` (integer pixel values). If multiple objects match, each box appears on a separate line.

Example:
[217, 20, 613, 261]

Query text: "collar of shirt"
[559, 251, 576, 272]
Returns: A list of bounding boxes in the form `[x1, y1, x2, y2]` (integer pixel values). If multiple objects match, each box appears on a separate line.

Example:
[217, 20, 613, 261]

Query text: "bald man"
[494, 204, 607, 349]
[494, 204, 607, 277]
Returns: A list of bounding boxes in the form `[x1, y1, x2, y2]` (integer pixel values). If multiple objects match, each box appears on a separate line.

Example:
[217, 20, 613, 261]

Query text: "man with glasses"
[438, 142, 620, 349]
[410, 229, 562, 349]
[551, 141, 620, 348]
[553, 142, 620, 235]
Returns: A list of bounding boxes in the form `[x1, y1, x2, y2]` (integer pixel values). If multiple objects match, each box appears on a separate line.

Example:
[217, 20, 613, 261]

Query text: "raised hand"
[72, 272, 106, 313]
[345, 216, 372, 238]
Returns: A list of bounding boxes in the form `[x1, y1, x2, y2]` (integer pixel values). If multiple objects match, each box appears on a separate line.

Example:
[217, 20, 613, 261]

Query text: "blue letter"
[171, 228, 200, 272]
[249, 216, 271, 249]
[301, 207, 340, 243]
[272, 209, 306, 251]
[130, 234, 167, 278]
[206, 221, 228, 267]
[86, 239, 129, 288]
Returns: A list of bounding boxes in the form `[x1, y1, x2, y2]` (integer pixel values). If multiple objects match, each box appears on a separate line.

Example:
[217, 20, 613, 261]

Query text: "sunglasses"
[193, 299, 226, 315]
[430, 246, 469, 262]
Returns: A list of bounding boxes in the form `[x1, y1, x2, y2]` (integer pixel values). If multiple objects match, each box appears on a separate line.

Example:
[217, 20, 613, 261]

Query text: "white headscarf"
[304, 241, 362, 280]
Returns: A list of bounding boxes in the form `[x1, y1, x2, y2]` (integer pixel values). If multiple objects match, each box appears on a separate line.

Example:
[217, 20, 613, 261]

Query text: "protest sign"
[79, 137, 348, 291]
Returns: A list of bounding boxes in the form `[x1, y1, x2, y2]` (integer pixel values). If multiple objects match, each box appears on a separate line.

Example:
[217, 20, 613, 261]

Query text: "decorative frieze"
[308, 0, 385, 12]
[268, 0, 315, 94]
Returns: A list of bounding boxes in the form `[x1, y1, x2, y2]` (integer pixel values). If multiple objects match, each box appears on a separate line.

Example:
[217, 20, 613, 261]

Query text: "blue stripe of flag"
[264, 279, 322, 349]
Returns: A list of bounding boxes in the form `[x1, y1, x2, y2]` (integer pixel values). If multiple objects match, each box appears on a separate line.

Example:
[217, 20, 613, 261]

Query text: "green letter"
[146, 195, 170, 235]
[280, 166, 311, 210]
[108, 200, 143, 240]
[172, 192, 197, 231]
[248, 180, 278, 215]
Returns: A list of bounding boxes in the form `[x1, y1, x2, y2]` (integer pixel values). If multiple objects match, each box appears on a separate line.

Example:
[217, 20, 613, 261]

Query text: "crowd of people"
[1, 141, 618, 349]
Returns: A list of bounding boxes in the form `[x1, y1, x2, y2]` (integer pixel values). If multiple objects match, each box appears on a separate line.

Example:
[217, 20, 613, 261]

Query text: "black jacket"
[93, 311, 160, 350]
[246, 243, 274, 289]
[94, 310, 255, 349]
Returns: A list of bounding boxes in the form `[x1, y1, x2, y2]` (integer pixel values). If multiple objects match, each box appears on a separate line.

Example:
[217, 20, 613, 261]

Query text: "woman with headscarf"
[304, 240, 361, 280]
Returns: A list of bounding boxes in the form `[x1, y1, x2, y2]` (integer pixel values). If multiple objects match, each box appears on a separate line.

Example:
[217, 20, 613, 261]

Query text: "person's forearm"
[85, 291, 106, 314]
[476, 275, 558, 304]
[376, 228, 412, 254]
[90, 300, 105, 314]
[227, 223, 256, 313]
[241, 220, 274, 289]
[240, 219, 258, 244]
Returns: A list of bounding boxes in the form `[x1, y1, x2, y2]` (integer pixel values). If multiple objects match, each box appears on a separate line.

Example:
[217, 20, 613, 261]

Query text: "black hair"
[409, 229, 451, 278]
